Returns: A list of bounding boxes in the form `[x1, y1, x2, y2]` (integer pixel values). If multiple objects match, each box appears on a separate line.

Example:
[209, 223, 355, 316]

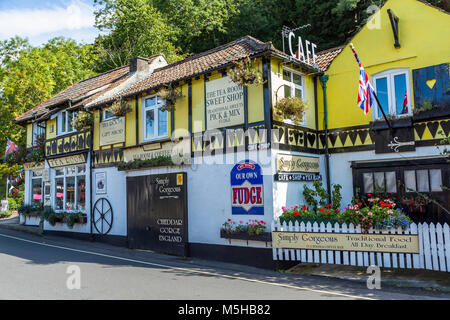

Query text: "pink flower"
[368, 212, 373, 216]
[282, 206, 287, 212]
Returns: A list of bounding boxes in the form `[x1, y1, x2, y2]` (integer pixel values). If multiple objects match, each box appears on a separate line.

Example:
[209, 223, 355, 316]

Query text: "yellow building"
[316, 0, 449, 223]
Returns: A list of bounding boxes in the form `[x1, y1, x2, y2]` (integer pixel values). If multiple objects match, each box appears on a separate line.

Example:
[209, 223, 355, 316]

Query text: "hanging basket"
[227, 56, 265, 87]
[72, 111, 93, 131]
[157, 84, 182, 112]
[273, 96, 307, 125]
[110, 98, 132, 117]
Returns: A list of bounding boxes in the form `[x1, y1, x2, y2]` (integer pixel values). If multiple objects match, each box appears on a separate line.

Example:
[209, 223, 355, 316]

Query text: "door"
[127, 172, 188, 256]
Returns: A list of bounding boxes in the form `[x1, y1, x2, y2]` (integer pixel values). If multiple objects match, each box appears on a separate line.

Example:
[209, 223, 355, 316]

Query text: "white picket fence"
[271, 220, 450, 272]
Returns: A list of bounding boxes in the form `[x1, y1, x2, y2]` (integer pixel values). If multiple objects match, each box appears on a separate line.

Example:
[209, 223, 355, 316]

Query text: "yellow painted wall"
[320, 0, 450, 130]
[192, 76, 205, 133]
[46, 118, 57, 140]
[271, 57, 317, 129]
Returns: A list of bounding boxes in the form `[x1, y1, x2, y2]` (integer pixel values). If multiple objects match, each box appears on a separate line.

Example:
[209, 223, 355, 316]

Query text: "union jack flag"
[350, 44, 374, 115]
[4, 138, 19, 158]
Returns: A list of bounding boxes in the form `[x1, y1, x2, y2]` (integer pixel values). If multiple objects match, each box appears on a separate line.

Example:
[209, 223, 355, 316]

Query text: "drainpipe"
[320, 75, 332, 204]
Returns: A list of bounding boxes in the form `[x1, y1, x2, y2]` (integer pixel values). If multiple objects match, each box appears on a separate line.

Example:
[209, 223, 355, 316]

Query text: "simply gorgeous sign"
[272, 232, 420, 254]
[205, 76, 244, 130]
[230, 160, 264, 215]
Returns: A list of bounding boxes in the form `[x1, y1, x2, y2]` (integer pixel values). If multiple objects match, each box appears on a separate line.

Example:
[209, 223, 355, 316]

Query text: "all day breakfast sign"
[205, 76, 244, 130]
[272, 232, 420, 254]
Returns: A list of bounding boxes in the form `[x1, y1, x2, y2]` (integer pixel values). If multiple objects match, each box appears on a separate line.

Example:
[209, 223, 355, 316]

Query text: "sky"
[0, 0, 100, 46]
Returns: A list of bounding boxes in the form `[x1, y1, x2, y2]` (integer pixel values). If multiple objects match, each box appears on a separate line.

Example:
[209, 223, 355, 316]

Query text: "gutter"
[320, 75, 332, 204]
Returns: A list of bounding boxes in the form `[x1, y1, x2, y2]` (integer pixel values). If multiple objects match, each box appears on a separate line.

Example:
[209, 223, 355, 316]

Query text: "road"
[0, 228, 448, 300]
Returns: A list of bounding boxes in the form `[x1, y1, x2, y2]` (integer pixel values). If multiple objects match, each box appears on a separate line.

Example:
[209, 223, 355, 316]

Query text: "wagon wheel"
[92, 198, 113, 235]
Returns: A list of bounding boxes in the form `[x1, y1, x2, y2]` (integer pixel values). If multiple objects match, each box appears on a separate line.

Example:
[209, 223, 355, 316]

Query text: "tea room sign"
[205, 76, 244, 130]
[100, 117, 125, 146]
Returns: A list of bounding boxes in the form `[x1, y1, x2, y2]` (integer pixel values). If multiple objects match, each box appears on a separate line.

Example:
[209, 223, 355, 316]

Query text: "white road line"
[0, 232, 376, 300]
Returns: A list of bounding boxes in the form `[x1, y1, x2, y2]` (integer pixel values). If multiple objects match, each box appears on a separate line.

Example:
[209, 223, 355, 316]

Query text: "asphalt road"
[0, 228, 448, 300]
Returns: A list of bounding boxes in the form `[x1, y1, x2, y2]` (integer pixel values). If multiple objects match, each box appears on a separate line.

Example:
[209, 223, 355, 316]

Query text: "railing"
[272, 220, 450, 272]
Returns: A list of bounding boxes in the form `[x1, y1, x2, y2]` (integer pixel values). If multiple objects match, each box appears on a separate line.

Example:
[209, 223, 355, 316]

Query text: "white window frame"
[371, 68, 412, 120]
[57, 110, 77, 136]
[53, 165, 86, 213]
[281, 67, 306, 125]
[141, 94, 168, 142]
[102, 108, 116, 122]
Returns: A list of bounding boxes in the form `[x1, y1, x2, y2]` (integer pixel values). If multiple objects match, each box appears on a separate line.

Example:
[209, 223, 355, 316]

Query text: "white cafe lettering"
[288, 31, 318, 65]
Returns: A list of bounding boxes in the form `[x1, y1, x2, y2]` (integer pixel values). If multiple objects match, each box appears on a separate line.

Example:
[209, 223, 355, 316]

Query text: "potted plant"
[157, 84, 182, 112]
[220, 219, 271, 242]
[72, 111, 93, 131]
[273, 96, 307, 125]
[227, 56, 264, 87]
[110, 98, 132, 117]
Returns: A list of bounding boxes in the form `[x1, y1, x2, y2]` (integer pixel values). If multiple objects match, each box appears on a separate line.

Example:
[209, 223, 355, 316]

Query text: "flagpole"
[349, 43, 393, 133]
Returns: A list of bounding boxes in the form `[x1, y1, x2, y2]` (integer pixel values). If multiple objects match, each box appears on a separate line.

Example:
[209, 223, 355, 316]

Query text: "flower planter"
[412, 105, 450, 122]
[370, 116, 412, 131]
[220, 230, 272, 242]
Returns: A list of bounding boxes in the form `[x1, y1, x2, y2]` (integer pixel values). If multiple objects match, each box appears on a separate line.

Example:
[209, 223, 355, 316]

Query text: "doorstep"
[286, 263, 450, 292]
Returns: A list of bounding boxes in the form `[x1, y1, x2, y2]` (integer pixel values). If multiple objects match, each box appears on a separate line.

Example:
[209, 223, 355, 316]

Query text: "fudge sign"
[230, 160, 264, 215]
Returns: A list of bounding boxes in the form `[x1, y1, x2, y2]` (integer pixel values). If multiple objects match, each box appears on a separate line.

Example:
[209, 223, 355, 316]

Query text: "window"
[404, 169, 443, 193]
[372, 69, 411, 119]
[31, 170, 43, 206]
[103, 108, 115, 121]
[54, 165, 86, 211]
[142, 96, 168, 141]
[32, 122, 46, 146]
[282, 68, 305, 124]
[57, 110, 77, 135]
[362, 171, 397, 194]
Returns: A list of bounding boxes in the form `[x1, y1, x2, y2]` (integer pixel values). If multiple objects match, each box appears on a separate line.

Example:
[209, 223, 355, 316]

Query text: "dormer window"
[32, 122, 45, 146]
[57, 110, 77, 135]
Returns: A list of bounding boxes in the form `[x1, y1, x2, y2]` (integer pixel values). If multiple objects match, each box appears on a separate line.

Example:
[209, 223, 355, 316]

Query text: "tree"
[0, 37, 97, 149]
[93, 0, 184, 72]
[154, 0, 239, 54]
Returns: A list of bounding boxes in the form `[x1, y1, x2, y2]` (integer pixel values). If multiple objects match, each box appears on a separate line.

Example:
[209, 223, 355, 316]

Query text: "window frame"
[141, 94, 169, 143]
[371, 68, 412, 120]
[102, 108, 116, 122]
[281, 67, 306, 125]
[31, 122, 46, 146]
[57, 110, 77, 136]
[53, 165, 86, 213]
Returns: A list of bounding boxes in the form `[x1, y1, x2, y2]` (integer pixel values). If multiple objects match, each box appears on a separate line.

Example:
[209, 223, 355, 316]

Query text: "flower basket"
[110, 98, 132, 117]
[72, 111, 93, 131]
[227, 56, 264, 87]
[273, 96, 307, 125]
[220, 229, 272, 242]
[157, 84, 182, 112]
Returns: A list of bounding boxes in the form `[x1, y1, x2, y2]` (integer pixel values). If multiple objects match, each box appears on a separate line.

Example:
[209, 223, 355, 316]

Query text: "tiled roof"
[121, 35, 319, 99]
[315, 46, 345, 71]
[15, 65, 131, 123]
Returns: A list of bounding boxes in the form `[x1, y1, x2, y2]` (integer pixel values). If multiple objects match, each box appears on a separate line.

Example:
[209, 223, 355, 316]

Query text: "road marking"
[0, 232, 376, 300]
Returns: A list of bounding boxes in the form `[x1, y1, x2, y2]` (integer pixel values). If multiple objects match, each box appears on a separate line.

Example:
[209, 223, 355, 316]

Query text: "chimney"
[129, 57, 148, 73]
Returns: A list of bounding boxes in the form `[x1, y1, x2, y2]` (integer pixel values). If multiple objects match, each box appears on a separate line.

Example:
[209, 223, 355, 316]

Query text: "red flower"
[409, 200, 414, 204]
[319, 208, 325, 212]
[302, 205, 307, 211]
[336, 209, 340, 213]
[294, 211, 299, 216]
[329, 203, 333, 207]
[326, 210, 330, 214]
[357, 202, 362, 206]
[367, 193, 372, 196]
[227, 219, 231, 222]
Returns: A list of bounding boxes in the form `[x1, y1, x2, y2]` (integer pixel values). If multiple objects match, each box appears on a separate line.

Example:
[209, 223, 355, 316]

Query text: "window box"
[220, 229, 272, 242]
[412, 105, 450, 122]
[370, 116, 412, 131]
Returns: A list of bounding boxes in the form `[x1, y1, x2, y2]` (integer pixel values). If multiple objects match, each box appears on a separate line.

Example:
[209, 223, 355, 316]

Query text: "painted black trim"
[135, 97, 139, 145]
[188, 80, 192, 136]
[351, 156, 448, 169]
[262, 57, 272, 145]
[45, 149, 88, 160]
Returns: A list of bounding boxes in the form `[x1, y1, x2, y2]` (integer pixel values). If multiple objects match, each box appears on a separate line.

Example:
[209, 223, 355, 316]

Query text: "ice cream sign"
[230, 160, 264, 215]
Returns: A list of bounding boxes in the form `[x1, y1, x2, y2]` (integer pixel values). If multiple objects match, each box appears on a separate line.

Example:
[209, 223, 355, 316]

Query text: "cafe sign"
[100, 117, 125, 146]
[23, 162, 45, 171]
[272, 232, 420, 254]
[205, 76, 244, 130]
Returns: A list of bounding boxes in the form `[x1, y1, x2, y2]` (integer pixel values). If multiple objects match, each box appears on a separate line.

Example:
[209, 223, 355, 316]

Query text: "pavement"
[0, 214, 43, 236]
[0, 217, 449, 299]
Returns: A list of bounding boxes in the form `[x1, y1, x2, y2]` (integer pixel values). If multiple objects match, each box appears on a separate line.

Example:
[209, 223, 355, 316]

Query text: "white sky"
[0, 0, 100, 46]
